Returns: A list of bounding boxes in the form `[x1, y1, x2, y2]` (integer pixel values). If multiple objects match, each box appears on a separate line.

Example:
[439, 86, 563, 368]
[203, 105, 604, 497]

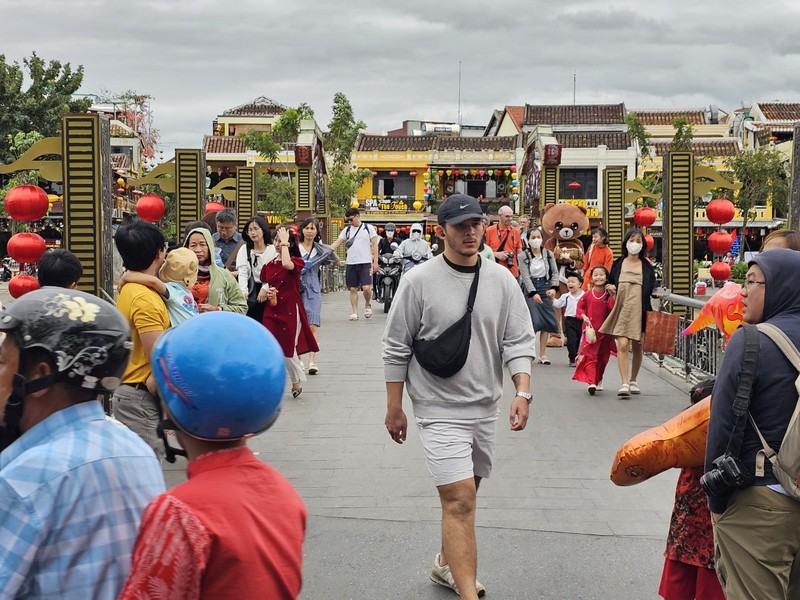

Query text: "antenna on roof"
[573, 70, 577, 106]
[458, 61, 462, 126]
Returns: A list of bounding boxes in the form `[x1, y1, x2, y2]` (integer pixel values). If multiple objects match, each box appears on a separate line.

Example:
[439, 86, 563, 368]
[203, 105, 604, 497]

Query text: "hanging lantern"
[453, 169, 460, 177]
[511, 193, 520, 201]
[510, 165, 517, 173]
[710, 261, 731, 281]
[8, 274, 40, 299]
[706, 198, 735, 224]
[512, 186, 520, 193]
[7, 232, 47, 264]
[409, 171, 417, 177]
[512, 179, 519, 186]
[633, 206, 657, 227]
[438, 170, 444, 176]
[371, 171, 378, 177]
[487, 170, 494, 176]
[350, 200, 360, 209]
[644, 233, 655, 252]
[5, 185, 49, 221]
[423, 193, 430, 200]
[116, 187, 125, 194]
[470, 169, 478, 176]
[423, 166, 429, 172]
[446, 170, 452, 176]
[708, 231, 733, 255]
[413, 200, 422, 210]
[423, 186, 429, 193]
[504, 169, 511, 176]
[567, 181, 581, 190]
[479, 169, 485, 177]
[117, 177, 126, 187]
[137, 194, 166, 222]
[389, 170, 399, 176]
[204, 200, 225, 215]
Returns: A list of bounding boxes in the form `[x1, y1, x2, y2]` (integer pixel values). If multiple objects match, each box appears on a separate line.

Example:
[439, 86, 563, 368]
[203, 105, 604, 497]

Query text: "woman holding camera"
[261, 226, 319, 398]
[518, 227, 560, 364]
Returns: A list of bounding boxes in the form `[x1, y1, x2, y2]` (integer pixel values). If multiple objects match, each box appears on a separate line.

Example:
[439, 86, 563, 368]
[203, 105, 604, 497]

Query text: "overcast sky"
[4, 0, 800, 158]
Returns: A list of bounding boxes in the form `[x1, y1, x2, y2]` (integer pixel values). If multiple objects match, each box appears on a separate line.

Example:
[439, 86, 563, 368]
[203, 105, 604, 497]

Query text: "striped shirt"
[0, 401, 165, 599]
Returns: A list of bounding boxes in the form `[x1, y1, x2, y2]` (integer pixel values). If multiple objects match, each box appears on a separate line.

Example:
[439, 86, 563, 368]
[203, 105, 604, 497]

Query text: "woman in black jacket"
[599, 228, 656, 397]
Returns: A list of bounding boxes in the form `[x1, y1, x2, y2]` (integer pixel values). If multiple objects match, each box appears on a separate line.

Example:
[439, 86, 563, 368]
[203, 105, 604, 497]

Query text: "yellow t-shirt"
[116, 282, 170, 384]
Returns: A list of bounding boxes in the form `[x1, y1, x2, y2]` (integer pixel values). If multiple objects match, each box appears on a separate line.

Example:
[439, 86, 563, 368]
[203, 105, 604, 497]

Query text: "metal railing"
[320, 264, 347, 294]
[648, 290, 726, 380]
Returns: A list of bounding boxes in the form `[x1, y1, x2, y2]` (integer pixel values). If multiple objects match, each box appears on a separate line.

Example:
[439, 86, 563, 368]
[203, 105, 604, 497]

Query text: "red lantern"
[136, 194, 166, 222]
[479, 169, 485, 177]
[510, 165, 517, 173]
[644, 234, 655, 252]
[204, 201, 225, 215]
[8, 274, 40, 299]
[706, 198, 735, 225]
[454, 169, 460, 176]
[116, 187, 125, 194]
[710, 261, 731, 281]
[634, 207, 657, 227]
[409, 171, 417, 177]
[423, 166, 429, 172]
[7, 232, 46, 263]
[5, 185, 49, 222]
[567, 181, 581, 190]
[389, 170, 399, 177]
[707, 231, 733, 255]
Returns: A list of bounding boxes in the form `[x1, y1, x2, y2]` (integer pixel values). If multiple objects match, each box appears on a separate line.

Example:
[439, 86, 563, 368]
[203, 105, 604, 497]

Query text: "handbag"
[643, 310, 679, 355]
[412, 258, 480, 378]
[246, 247, 263, 306]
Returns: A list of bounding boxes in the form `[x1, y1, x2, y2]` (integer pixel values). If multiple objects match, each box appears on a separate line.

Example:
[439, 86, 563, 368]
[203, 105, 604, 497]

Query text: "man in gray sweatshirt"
[383, 194, 536, 599]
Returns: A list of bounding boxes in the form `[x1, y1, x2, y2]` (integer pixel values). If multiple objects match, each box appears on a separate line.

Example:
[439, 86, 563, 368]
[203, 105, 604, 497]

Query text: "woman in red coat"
[261, 226, 319, 398]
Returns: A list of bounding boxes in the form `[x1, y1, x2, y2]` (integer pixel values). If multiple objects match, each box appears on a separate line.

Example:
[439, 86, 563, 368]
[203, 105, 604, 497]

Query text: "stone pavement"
[160, 290, 692, 600]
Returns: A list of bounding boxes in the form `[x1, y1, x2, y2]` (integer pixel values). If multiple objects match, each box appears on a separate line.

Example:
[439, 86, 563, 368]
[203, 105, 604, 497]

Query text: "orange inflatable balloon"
[682, 282, 744, 343]
[610, 397, 710, 486]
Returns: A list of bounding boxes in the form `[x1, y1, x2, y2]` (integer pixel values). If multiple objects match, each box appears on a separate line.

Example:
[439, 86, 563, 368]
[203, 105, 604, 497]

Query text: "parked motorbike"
[1, 258, 14, 282]
[376, 252, 403, 312]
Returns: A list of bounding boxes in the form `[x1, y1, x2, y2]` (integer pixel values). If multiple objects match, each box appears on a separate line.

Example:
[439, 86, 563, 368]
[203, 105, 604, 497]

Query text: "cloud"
[2, 0, 799, 154]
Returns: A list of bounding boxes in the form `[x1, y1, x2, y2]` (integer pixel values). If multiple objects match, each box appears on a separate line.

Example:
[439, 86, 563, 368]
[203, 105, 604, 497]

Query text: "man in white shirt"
[330, 207, 379, 320]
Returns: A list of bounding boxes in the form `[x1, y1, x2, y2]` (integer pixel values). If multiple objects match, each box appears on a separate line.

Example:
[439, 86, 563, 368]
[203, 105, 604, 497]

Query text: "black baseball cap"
[437, 194, 484, 225]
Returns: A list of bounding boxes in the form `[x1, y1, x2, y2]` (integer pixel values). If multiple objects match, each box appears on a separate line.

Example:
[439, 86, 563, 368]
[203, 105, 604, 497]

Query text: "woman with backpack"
[518, 227, 560, 364]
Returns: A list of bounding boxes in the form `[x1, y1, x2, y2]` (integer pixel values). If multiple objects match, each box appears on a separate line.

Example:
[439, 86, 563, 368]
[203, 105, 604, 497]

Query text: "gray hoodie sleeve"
[500, 274, 536, 376]
[382, 277, 422, 382]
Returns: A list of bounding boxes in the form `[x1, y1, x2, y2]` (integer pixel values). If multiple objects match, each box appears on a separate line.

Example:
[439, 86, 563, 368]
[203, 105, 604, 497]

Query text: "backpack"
[745, 323, 800, 499]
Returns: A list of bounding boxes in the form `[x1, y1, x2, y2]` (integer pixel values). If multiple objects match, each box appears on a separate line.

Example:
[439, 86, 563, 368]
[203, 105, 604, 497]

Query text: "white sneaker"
[629, 381, 641, 394]
[596, 382, 604, 391]
[430, 554, 485, 597]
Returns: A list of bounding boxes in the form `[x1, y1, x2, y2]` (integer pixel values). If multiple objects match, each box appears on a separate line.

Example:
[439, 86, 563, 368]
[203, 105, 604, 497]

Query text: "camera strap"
[724, 324, 761, 456]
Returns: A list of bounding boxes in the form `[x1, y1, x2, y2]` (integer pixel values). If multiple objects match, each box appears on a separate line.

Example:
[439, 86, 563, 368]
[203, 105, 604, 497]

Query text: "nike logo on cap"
[459, 204, 468, 209]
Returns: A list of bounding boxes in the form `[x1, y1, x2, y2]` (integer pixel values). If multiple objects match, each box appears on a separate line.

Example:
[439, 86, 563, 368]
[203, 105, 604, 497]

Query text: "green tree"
[240, 130, 282, 164]
[272, 102, 314, 142]
[257, 173, 296, 221]
[725, 147, 790, 259]
[670, 116, 694, 151]
[0, 52, 91, 162]
[326, 93, 368, 214]
[626, 112, 651, 159]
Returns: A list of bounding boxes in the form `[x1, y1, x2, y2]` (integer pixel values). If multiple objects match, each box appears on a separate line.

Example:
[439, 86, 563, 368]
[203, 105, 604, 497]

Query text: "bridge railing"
[320, 264, 347, 294]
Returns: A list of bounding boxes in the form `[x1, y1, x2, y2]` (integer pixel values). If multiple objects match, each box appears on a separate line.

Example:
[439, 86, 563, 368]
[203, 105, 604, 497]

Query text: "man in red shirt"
[484, 205, 522, 277]
[582, 227, 614, 290]
[120, 313, 306, 600]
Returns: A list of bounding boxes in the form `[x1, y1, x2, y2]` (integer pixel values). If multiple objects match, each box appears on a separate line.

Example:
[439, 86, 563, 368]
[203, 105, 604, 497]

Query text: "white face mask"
[627, 242, 643, 255]
[411, 231, 421, 240]
[386, 232, 394, 240]
[530, 237, 542, 249]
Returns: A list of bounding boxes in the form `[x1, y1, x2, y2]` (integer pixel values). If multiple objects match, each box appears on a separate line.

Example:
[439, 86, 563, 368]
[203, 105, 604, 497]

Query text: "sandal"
[538, 357, 551, 365]
[618, 384, 630, 398]
[308, 363, 318, 375]
[364, 307, 373, 318]
[348, 313, 358, 321]
[291, 386, 303, 398]
[629, 381, 641, 395]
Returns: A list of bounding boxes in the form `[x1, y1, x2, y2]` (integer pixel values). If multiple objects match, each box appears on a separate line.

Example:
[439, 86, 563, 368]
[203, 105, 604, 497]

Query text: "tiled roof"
[110, 153, 130, 170]
[204, 135, 247, 154]
[506, 106, 524, 130]
[358, 136, 437, 151]
[556, 131, 631, 150]
[357, 135, 517, 152]
[437, 136, 517, 151]
[651, 139, 740, 157]
[631, 110, 706, 126]
[757, 102, 800, 122]
[222, 96, 287, 117]
[523, 103, 625, 125]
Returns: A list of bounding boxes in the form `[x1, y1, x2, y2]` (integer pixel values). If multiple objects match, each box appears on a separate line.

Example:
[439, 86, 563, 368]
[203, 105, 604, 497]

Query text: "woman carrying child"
[573, 265, 615, 395]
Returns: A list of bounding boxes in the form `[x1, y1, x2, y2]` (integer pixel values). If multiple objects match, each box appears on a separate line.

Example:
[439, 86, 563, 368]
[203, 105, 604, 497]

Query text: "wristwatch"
[515, 391, 532, 404]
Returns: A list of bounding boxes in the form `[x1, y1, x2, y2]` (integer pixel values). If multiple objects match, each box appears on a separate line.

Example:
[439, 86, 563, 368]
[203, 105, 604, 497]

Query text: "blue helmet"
[151, 312, 286, 440]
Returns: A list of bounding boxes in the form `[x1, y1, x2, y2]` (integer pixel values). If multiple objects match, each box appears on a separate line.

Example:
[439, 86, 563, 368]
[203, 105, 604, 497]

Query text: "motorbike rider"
[397, 223, 433, 273]
[375, 223, 397, 301]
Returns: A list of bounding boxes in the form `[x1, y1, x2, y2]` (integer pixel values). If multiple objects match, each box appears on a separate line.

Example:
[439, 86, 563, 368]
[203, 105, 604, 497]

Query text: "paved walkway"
[160, 290, 692, 600]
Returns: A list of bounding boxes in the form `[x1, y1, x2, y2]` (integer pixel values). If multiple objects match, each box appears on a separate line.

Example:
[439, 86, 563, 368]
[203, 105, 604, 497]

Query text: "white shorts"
[415, 413, 499, 487]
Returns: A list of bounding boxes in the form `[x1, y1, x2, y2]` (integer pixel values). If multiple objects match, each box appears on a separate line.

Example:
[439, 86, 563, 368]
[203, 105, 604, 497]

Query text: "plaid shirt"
[0, 401, 165, 599]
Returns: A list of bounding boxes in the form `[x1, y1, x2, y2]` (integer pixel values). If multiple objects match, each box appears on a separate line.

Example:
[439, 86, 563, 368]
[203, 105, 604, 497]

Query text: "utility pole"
[457, 61, 462, 125]
[790, 122, 800, 231]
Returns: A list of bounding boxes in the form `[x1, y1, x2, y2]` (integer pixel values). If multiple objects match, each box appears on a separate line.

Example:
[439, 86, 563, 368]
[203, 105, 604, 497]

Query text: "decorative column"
[662, 151, 694, 316]
[236, 166, 257, 229]
[174, 149, 204, 243]
[602, 167, 626, 253]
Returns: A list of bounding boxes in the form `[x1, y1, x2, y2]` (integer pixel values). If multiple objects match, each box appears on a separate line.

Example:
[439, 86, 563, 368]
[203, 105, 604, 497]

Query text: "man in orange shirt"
[485, 205, 522, 277]
[582, 227, 614, 290]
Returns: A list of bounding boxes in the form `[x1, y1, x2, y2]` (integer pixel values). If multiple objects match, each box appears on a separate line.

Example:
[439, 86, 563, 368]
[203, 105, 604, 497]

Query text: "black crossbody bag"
[412, 258, 480, 378]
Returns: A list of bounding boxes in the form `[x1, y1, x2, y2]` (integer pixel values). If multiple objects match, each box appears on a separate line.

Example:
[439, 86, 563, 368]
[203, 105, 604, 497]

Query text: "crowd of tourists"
[1, 196, 800, 599]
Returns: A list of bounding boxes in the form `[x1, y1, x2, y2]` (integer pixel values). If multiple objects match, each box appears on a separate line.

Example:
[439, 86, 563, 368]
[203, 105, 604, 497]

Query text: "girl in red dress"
[573, 266, 615, 395]
[261, 226, 319, 398]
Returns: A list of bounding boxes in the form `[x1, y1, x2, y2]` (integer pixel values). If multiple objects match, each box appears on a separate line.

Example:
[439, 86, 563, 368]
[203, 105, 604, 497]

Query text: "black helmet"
[0, 288, 132, 392]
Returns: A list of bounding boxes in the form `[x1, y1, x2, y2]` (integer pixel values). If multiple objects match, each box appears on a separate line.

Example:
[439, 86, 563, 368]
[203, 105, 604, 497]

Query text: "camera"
[700, 453, 753, 497]
[505, 252, 514, 268]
